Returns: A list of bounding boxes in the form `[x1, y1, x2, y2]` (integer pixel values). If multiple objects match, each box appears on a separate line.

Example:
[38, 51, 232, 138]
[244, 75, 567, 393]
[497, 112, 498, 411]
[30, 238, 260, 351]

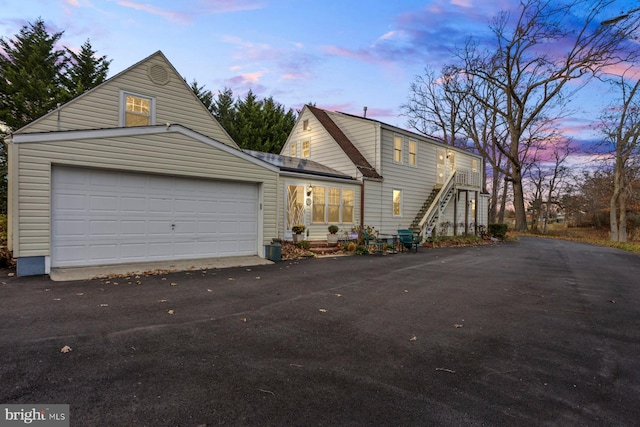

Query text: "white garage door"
[51, 167, 259, 267]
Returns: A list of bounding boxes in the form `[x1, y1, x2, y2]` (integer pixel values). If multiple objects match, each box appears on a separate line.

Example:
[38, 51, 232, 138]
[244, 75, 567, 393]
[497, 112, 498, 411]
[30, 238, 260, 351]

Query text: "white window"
[393, 189, 402, 217]
[290, 143, 297, 157]
[302, 140, 310, 158]
[303, 119, 310, 131]
[409, 140, 417, 166]
[393, 136, 403, 163]
[342, 189, 354, 223]
[311, 186, 355, 224]
[312, 186, 325, 223]
[120, 91, 155, 127]
[472, 159, 478, 173]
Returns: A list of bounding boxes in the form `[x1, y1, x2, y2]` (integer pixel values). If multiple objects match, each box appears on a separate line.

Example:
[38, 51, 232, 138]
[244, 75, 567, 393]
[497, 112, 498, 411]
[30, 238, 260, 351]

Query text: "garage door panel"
[54, 219, 86, 236]
[52, 167, 259, 267]
[121, 196, 148, 212]
[90, 244, 118, 262]
[89, 220, 118, 236]
[121, 220, 147, 236]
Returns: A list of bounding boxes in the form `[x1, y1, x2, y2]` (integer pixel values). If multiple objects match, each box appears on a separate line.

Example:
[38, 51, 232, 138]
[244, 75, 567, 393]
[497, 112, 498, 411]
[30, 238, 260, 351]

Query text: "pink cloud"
[116, 1, 191, 23]
[199, 0, 263, 13]
[321, 45, 381, 64]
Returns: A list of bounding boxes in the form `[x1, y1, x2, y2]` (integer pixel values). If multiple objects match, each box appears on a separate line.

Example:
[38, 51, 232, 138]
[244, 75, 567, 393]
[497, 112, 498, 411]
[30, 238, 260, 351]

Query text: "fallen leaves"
[167, 309, 175, 315]
[318, 308, 328, 313]
[409, 335, 417, 341]
[454, 324, 464, 328]
[60, 345, 72, 353]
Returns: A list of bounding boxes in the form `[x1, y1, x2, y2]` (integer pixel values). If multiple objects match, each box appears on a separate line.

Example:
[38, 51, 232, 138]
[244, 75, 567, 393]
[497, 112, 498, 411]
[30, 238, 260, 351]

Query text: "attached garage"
[51, 167, 259, 267]
[6, 52, 280, 277]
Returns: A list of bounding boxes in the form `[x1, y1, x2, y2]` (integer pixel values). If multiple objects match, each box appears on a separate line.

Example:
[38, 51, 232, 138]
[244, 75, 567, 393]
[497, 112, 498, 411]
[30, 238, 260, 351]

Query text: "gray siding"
[11, 131, 277, 258]
[21, 52, 238, 148]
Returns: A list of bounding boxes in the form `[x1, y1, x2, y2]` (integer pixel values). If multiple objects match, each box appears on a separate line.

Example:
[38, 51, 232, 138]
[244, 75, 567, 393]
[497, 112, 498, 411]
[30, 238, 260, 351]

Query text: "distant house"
[6, 51, 280, 276]
[280, 105, 489, 239]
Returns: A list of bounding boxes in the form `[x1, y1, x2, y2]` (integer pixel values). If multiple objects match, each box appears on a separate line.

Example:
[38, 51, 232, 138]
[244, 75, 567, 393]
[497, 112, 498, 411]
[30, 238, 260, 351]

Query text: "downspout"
[360, 178, 365, 227]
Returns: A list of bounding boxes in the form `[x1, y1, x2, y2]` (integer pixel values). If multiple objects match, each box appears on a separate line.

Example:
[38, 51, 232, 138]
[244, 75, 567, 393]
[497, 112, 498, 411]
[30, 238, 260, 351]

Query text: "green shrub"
[488, 223, 508, 239]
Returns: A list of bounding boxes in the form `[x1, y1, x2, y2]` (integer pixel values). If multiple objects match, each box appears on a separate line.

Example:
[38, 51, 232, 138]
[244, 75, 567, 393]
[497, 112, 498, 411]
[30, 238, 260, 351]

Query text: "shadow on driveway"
[1, 237, 639, 425]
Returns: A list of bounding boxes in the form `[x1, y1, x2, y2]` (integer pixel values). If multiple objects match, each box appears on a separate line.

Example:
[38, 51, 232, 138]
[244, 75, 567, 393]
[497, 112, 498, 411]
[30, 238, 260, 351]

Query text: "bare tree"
[525, 137, 574, 233]
[452, 0, 640, 232]
[403, 66, 469, 147]
[599, 74, 640, 241]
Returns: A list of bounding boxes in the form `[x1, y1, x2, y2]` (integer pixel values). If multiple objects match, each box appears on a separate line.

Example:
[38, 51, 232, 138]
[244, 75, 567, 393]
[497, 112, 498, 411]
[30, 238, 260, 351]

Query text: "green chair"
[397, 229, 420, 253]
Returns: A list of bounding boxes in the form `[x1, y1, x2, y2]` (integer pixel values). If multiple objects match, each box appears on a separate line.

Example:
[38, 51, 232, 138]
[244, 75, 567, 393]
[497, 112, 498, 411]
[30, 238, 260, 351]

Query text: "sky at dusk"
[1, 0, 639, 158]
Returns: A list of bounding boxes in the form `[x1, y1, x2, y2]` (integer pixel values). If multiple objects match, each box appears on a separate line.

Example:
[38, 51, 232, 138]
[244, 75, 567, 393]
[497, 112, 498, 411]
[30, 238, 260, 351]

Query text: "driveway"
[1, 237, 639, 426]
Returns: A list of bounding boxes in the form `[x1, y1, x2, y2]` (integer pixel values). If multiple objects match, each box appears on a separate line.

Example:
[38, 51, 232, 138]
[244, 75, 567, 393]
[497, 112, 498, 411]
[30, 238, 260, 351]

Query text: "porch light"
[307, 185, 313, 196]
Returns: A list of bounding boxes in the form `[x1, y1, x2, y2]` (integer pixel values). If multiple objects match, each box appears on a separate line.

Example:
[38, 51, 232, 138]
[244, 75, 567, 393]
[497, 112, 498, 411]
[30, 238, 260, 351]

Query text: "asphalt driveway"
[1, 237, 639, 426]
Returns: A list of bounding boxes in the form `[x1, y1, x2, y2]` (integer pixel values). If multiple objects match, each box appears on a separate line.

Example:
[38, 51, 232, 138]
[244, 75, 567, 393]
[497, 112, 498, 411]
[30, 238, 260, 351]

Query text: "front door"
[437, 149, 455, 185]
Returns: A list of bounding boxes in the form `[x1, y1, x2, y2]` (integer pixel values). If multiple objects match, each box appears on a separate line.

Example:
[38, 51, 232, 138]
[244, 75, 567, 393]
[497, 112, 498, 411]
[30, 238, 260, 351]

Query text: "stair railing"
[417, 171, 456, 237]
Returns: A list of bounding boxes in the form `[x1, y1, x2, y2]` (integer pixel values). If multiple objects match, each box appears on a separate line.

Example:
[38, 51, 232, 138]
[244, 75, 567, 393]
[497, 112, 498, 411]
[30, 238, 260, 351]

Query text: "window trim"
[302, 139, 311, 158]
[393, 135, 403, 164]
[119, 90, 156, 127]
[408, 140, 417, 166]
[392, 189, 403, 217]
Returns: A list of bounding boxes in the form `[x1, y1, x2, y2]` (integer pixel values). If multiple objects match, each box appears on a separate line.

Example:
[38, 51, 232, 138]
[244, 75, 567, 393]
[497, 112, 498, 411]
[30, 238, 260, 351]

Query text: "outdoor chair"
[362, 230, 385, 254]
[397, 229, 420, 253]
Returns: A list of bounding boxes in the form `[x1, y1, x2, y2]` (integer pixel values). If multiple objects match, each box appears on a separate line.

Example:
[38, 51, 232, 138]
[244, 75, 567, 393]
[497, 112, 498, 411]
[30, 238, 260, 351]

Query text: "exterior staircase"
[410, 172, 456, 237]
[409, 188, 440, 233]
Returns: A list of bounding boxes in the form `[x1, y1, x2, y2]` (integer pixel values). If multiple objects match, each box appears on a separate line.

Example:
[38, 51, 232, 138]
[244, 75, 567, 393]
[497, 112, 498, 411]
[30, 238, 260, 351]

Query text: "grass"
[513, 223, 640, 255]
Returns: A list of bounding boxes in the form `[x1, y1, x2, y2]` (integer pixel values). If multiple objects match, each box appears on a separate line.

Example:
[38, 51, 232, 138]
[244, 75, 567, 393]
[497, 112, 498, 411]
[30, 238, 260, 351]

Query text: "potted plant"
[327, 225, 339, 245]
[292, 224, 305, 243]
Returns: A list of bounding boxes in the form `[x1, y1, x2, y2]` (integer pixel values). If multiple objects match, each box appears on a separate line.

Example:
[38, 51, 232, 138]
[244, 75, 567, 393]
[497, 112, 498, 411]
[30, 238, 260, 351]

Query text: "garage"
[51, 166, 259, 268]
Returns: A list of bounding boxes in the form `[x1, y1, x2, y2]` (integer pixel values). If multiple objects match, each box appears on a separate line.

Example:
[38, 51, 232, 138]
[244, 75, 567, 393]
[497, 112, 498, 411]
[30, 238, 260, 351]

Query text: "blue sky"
[1, 0, 638, 148]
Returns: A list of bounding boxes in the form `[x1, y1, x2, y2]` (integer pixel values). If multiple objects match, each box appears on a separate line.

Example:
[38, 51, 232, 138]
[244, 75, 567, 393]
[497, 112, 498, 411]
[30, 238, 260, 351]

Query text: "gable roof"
[245, 150, 356, 181]
[15, 51, 239, 149]
[306, 105, 382, 179]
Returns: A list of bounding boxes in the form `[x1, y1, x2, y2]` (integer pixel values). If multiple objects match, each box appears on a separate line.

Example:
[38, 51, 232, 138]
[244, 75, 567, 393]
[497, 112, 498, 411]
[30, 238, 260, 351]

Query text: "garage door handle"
[171, 224, 175, 230]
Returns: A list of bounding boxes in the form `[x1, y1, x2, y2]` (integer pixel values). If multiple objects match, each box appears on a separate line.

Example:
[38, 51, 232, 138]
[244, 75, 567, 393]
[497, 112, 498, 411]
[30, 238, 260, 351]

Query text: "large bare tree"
[599, 74, 640, 242]
[451, 0, 639, 231]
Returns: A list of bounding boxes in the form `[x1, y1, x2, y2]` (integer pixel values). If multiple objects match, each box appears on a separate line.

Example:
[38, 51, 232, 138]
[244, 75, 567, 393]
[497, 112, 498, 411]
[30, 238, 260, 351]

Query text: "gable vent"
[148, 64, 170, 85]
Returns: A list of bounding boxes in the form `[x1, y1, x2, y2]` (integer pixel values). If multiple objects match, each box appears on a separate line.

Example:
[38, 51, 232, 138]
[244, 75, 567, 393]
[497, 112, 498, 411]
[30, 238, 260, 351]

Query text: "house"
[6, 51, 281, 277]
[280, 105, 489, 240]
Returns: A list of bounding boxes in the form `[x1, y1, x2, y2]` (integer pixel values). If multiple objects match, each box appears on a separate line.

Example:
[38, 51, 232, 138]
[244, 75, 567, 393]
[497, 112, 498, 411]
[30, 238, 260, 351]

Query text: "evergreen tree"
[190, 79, 214, 112]
[0, 18, 68, 130]
[64, 39, 110, 98]
[191, 84, 296, 153]
[211, 87, 236, 136]
[0, 19, 109, 214]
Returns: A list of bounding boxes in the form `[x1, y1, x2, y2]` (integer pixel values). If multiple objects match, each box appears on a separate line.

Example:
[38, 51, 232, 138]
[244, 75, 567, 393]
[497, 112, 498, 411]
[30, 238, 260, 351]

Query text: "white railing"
[418, 171, 456, 230]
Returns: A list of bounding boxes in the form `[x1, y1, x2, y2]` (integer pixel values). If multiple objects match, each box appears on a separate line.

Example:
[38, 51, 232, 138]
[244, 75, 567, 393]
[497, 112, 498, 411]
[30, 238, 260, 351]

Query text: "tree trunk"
[512, 170, 528, 232]
[489, 171, 500, 223]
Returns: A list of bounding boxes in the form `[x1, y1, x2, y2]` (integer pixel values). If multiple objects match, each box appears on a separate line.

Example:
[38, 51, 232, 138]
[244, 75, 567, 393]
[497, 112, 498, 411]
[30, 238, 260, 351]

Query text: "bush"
[488, 223, 508, 240]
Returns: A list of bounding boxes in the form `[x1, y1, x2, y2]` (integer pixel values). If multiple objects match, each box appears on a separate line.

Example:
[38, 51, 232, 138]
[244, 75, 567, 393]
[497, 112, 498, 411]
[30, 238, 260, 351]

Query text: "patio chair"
[397, 229, 420, 253]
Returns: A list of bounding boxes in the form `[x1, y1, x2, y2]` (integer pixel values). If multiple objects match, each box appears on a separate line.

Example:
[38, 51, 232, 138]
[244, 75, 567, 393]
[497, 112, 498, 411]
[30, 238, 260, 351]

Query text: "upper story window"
[408, 140, 417, 166]
[120, 91, 155, 127]
[472, 159, 478, 173]
[290, 143, 297, 157]
[302, 140, 310, 158]
[303, 119, 310, 131]
[393, 135, 403, 163]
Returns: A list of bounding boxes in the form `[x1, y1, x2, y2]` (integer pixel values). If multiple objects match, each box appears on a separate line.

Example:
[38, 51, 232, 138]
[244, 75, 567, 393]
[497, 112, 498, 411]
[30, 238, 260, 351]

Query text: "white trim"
[11, 125, 280, 173]
[119, 90, 156, 127]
